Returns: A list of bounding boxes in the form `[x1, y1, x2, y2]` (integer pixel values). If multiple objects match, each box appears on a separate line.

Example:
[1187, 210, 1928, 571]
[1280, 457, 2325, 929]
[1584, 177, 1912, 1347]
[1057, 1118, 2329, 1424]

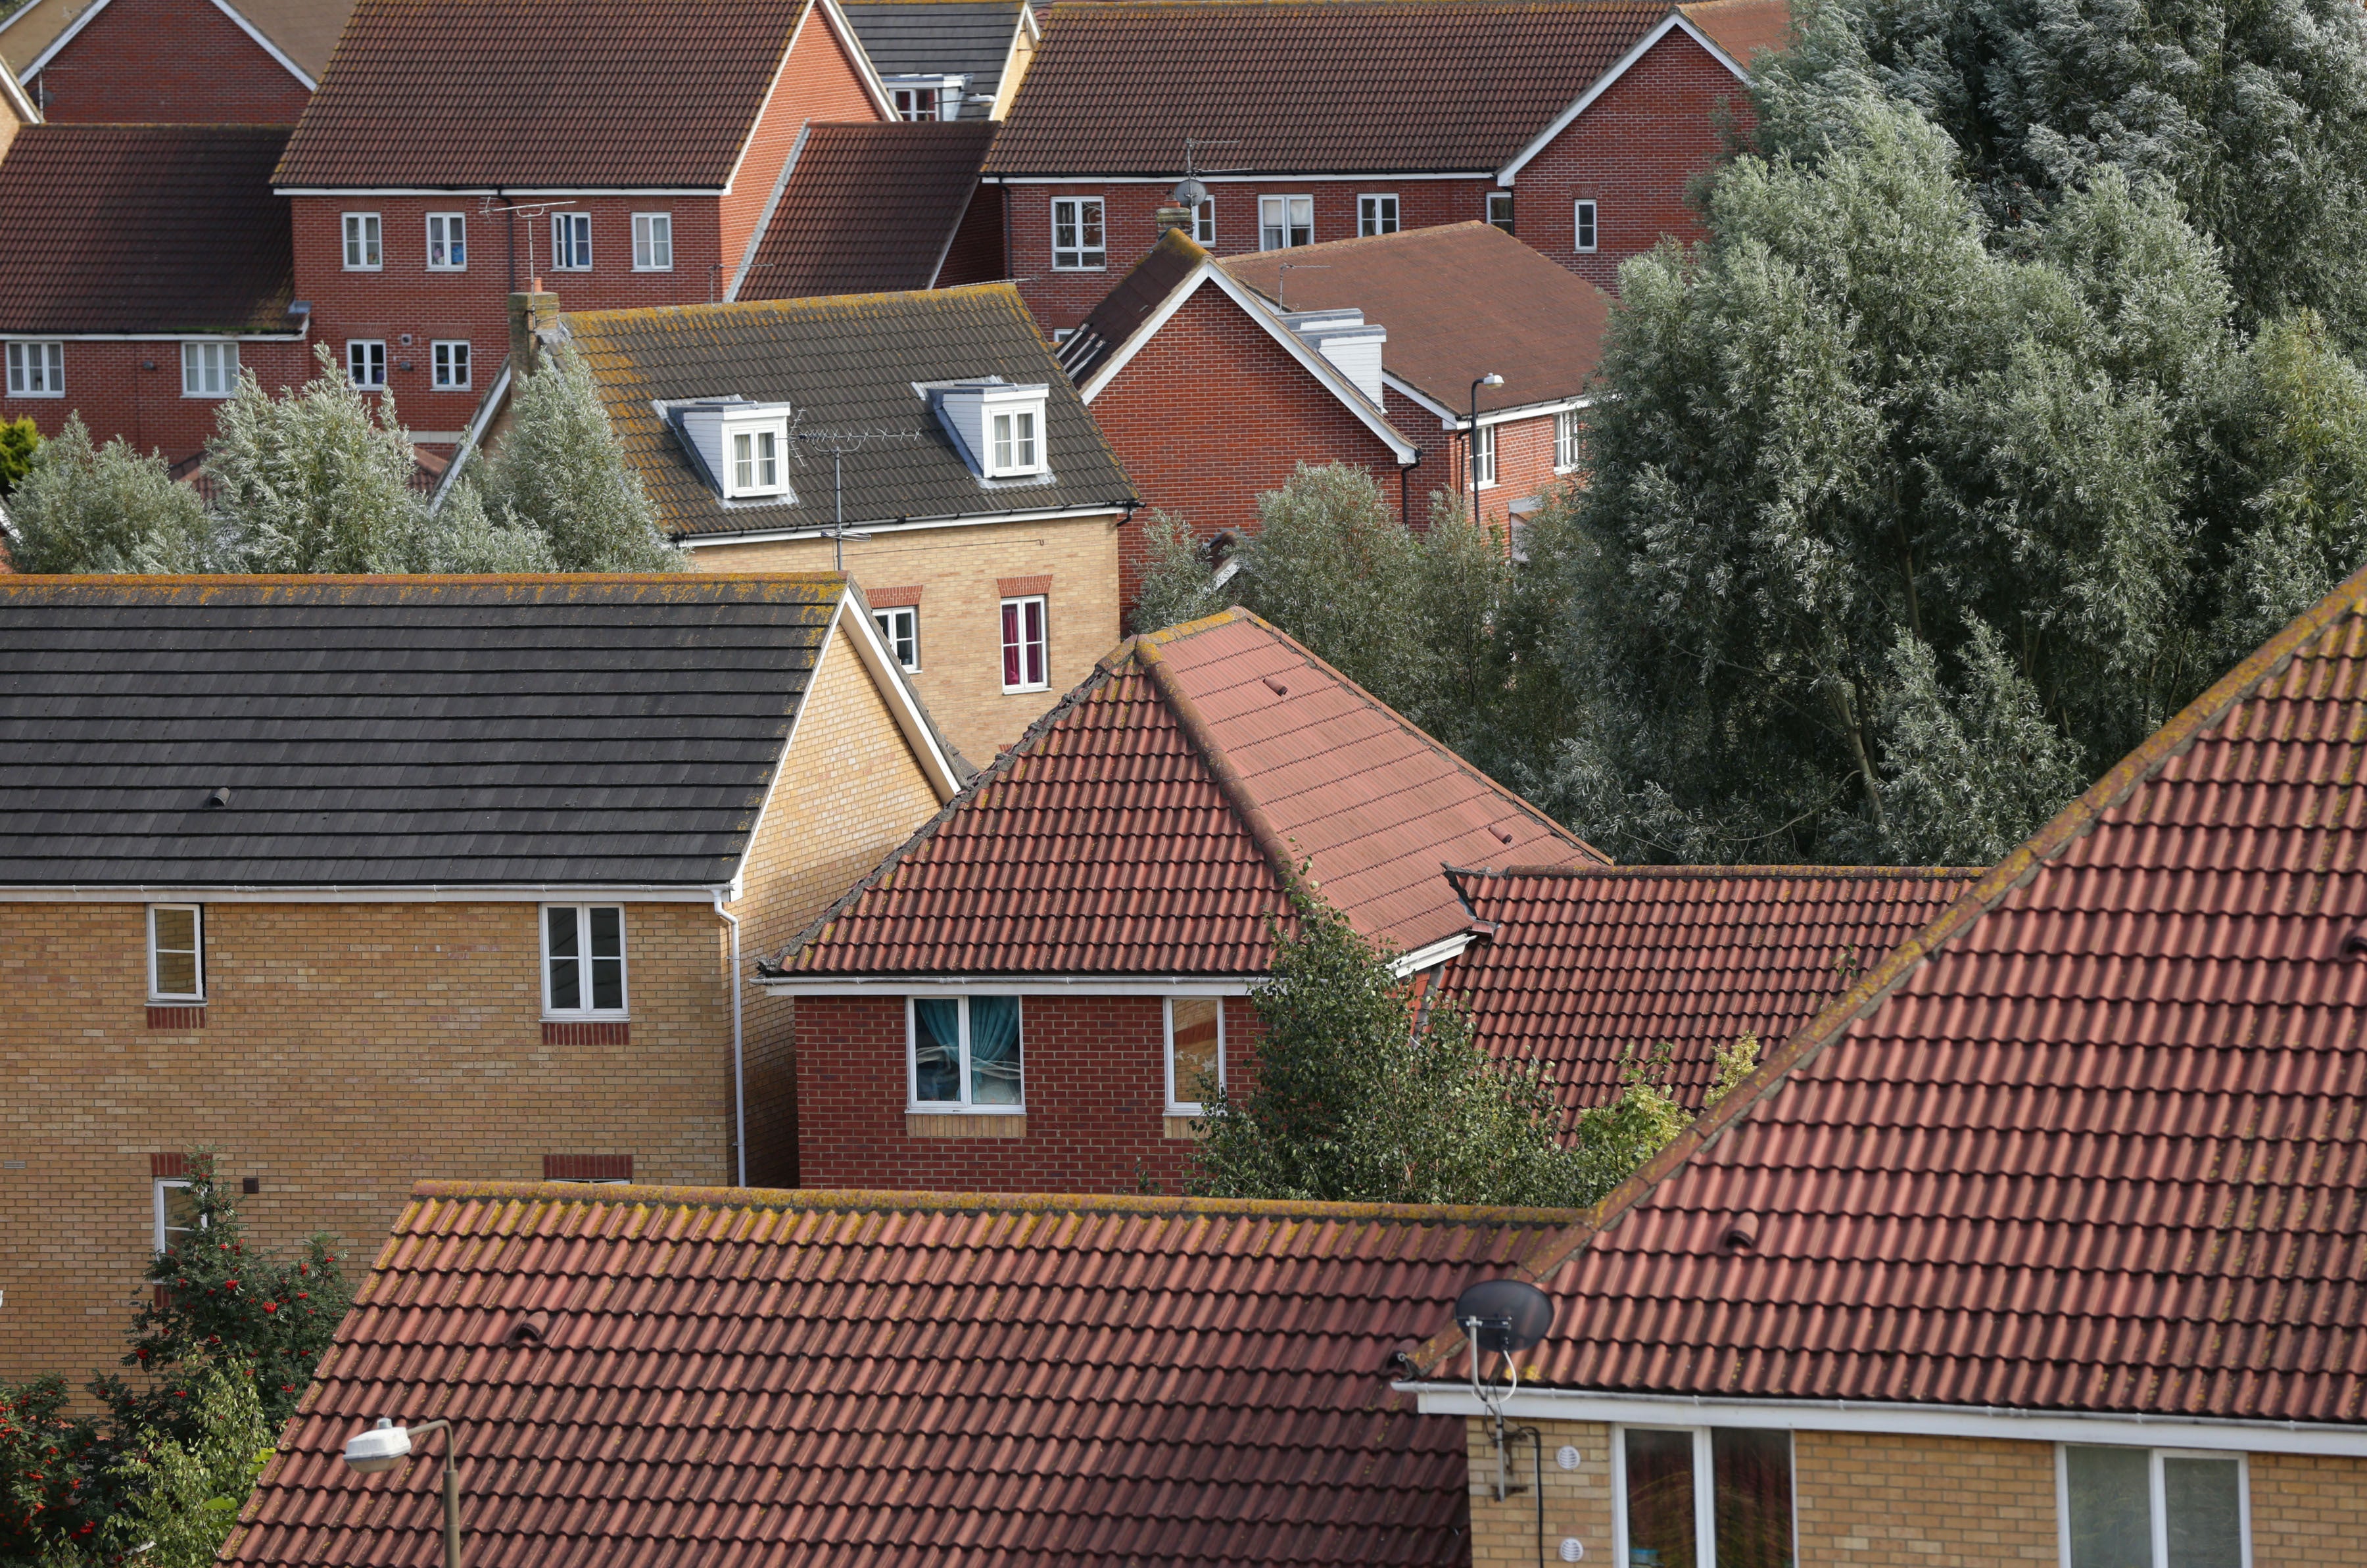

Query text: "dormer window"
[926, 377, 1049, 481]
[992, 408, 1037, 474]
[666, 398, 798, 504]
[732, 427, 780, 494]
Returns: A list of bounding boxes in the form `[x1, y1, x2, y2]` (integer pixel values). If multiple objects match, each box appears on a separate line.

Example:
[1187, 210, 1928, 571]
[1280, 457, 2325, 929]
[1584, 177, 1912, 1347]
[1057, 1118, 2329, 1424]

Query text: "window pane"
[547, 907, 582, 1011]
[1625, 1429, 1699, 1568]
[1002, 602, 1021, 686]
[968, 996, 1022, 1105]
[2066, 1447, 2153, 1568]
[1172, 998, 1220, 1105]
[913, 999, 961, 1102]
[161, 1183, 201, 1250]
[155, 949, 198, 995]
[1711, 1429, 1792, 1568]
[2163, 1458, 2243, 1568]
[588, 907, 624, 1010]
[1017, 410, 1036, 465]
[1026, 599, 1045, 685]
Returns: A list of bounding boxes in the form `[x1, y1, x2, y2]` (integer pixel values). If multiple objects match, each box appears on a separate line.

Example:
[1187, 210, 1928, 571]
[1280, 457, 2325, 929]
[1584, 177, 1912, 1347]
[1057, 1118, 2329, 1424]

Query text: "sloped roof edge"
[1496, 7, 1746, 183]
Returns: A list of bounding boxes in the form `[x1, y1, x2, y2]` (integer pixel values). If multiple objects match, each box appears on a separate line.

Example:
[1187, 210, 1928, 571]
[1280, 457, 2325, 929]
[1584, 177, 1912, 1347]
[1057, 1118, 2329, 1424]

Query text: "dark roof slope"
[569, 286, 1134, 538]
[232, 1181, 1571, 1568]
[1222, 222, 1611, 416]
[843, 0, 1026, 114]
[739, 120, 995, 298]
[0, 125, 293, 334]
[985, 0, 1667, 176]
[275, 0, 817, 189]
[1056, 224, 1205, 383]
[0, 575, 850, 888]
[1485, 560, 2367, 1425]
[776, 608, 1598, 976]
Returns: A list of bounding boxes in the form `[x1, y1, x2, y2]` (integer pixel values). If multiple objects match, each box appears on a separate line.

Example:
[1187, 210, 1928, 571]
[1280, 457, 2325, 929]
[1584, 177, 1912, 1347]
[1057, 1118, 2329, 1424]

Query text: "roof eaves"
[0, 54, 38, 121]
[1404, 553, 2367, 1379]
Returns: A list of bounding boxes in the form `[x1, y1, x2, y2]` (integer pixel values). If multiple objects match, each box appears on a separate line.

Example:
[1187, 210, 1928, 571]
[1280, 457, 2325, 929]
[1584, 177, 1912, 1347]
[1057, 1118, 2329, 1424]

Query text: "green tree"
[0, 416, 39, 496]
[468, 346, 684, 571]
[4, 416, 231, 573]
[97, 1368, 273, 1568]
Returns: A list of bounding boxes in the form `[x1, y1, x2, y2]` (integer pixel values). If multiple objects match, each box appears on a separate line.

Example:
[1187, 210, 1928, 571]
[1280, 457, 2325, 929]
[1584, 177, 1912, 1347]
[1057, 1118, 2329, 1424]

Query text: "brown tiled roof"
[274, 0, 821, 189]
[229, 1180, 1579, 1568]
[777, 608, 1600, 975]
[1440, 864, 1980, 1108]
[1472, 559, 2367, 1425]
[984, 0, 1669, 176]
[739, 120, 995, 298]
[1222, 221, 1611, 416]
[1055, 224, 1206, 382]
[1679, 0, 1787, 65]
[0, 124, 294, 333]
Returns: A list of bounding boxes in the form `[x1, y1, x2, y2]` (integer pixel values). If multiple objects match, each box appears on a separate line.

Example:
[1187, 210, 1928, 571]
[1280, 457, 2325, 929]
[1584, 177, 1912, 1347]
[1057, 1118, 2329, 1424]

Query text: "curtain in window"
[1711, 1429, 1794, 1567]
[968, 996, 1022, 1105]
[1623, 1429, 1699, 1568]
[914, 1000, 961, 1103]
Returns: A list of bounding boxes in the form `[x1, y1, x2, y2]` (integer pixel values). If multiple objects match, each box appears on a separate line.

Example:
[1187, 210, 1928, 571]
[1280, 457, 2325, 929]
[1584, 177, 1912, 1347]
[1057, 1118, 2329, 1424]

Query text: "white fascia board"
[729, 120, 811, 301]
[1383, 374, 1593, 429]
[821, 0, 899, 119]
[764, 976, 1255, 997]
[1399, 1385, 2367, 1458]
[0, 58, 39, 122]
[678, 502, 1126, 548]
[986, 7, 1036, 120]
[830, 594, 963, 802]
[206, 0, 314, 87]
[0, 883, 730, 903]
[718, 12, 802, 202]
[273, 186, 724, 197]
[1389, 932, 1474, 976]
[1498, 12, 1747, 185]
[429, 360, 512, 512]
[21, 0, 108, 77]
[3, 330, 306, 342]
[725, 600, 830, 896]
[984, 170, 1491, 186]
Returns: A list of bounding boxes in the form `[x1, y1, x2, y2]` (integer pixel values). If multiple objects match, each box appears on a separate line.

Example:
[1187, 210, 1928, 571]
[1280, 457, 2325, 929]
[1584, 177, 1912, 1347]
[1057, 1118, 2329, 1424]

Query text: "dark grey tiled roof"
[843, 0, 1027, 116]
[568, 287, 1136, 540]
[0, 575, 848, 888]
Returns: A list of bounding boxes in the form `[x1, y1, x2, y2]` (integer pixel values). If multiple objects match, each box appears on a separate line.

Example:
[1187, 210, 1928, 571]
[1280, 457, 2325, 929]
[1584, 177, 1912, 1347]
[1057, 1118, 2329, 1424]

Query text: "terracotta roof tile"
[984, 0, 1669, 176]
[229, 1181, 1576, 1568]
[1678, 0, 1788, 65]
[740, 120, 995, 298]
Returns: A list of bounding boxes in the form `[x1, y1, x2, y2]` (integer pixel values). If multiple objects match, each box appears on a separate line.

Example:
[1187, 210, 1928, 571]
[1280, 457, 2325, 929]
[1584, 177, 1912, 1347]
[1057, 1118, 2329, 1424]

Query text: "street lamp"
[345, 1417, 464, 1568]
[1469, 373, 1504, 525]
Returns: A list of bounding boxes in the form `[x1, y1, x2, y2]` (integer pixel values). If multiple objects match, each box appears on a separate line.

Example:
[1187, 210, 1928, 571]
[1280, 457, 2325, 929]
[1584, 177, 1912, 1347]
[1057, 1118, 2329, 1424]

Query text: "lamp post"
[345, 1417, 464, 1568]
[1469, 373, 1503, 526]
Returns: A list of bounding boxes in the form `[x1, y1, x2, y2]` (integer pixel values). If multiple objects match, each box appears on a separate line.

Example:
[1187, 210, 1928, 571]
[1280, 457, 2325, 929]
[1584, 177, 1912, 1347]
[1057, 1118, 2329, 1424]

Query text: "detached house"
[0, 573, 963, 1387]
[0, 0, 341, 122]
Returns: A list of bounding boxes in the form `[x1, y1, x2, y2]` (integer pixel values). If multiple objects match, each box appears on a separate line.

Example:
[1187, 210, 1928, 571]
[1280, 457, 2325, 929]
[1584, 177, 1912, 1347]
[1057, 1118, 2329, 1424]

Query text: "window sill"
[542, 1019, 631, 1046]
[7, 391, 64, 399]
[909, 1112, 1026, 1139]
[1001, 683, 1051, 696]
[1163, 1114, 1205, 1141]
[147, 1004, 205, 1029]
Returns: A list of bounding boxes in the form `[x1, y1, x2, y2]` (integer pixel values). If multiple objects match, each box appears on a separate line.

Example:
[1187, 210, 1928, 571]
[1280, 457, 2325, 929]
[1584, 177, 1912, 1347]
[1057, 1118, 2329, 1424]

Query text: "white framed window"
[6, 341, 62, 396]
[875, 606, 920, 671]
[2058, 1446, 2248, 1568]
[1614, 1426, 1795, 1568]
[633, 212, 673, 271]
[542, 904, 627, 1017]
[1358, 193, 1399, 236]
[729, 426, 783, 496]
[1001, 594, 1047, 692]
[1574, 198, 1598, 253]
[1473, 421, 1496, 487]
[990, 406, 1039, 475]
[343, 211, 382, 269]
[1165, 997, 1224, 1114]
[148, 903, 204, 1001]
[888, 78, 955, 120]
[425, 211, 467, 270]
[1193, 197, 1215, 245]
[1259, 194, 1313, 249]
[347, 339, 387, 389]
[552, 212, 592, 270]
[1487, 191, 1514, 233]
[908, 995, 1024, 1110]
[153, 1177, 203, 1253]
[1554, 408, 1581, 472]
[431, 340, 470, 389]
[181, 341, 239, 397]
[1052, 197, 1105, 269]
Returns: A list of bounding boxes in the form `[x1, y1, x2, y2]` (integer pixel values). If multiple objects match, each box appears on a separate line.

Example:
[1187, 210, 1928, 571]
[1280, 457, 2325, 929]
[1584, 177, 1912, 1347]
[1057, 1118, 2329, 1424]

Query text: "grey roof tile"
[842, 0, 1027, 112]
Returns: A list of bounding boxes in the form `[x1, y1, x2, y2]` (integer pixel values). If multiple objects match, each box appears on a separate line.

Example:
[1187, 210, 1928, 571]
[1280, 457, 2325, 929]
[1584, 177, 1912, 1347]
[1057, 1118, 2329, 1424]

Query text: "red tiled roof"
[1440, 865, 1980, 1106]
[229, 1180, 1582, 1568]
[275, 0, 822, 189]
[1479, 561, 2367, 1425]
[0, 125, 295, 334]
[983, 0, 1670, 176]
[739, 120, 995, 298]
[775, 608, 1601, 976]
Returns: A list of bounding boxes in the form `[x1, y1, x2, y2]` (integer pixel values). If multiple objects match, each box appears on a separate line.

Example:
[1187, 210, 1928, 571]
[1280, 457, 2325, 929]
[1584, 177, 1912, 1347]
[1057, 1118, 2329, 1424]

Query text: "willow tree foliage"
[464, 346, 684, 572]
[4, 416, 231, 573]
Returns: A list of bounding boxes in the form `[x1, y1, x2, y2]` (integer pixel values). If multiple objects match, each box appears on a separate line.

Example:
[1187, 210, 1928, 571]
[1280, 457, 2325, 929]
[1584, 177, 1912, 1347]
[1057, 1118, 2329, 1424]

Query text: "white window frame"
[905, 995, 1026, 1112]
[1574, 198, 1598, 253]
[1193, 197, 1215, 245]
[1051, 196, 1105, 270]
[2055, 1444, 2252, 1568]
[431, 339, 471, 390]
[874, 606, 920, 671]
[540, 903, 629, 1018]
[1554, 408, 1581, 473]
[988, 404, 1041, 477]
[552, 211, 592, 271]
[1611, 1425, 1798, 1568]
[1487, 191, 1514, 232]
[5, 340, 63, 396]
[425, 211, 467, 270]
[347, 339, 387, 390]
[1259, 193, 1314, 250]
[1358, 193, 1399, 237]
[153, 1177, 204, 1252]
[180, 341, 239, 398]
[342, 210, 382, 270]
[632, 211, 673, 272]
[1164, 997, 1224, 1114]
[147, 903, 204, 1002]
[1001, 594, 1049, 692]
[723, 417, 788, 498]
[1473, 421, 1497, 488]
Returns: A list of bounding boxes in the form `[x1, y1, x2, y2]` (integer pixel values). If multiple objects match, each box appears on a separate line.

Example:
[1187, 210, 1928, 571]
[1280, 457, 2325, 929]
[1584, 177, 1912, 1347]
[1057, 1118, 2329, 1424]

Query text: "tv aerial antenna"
[1167, 137, 1247, 214]
[479, 197, 577, 291]
[784, 423, 925, 572]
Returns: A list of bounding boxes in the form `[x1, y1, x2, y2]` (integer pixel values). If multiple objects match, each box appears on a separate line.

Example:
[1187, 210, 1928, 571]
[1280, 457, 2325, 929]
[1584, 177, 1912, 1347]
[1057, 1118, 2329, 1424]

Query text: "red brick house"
[982, 0, 1776, 332]
[0, 124, 308, 465]
[763, 606, 1603, 1193]
[0, 0, 337, 122]
[269, 0, 894, 450]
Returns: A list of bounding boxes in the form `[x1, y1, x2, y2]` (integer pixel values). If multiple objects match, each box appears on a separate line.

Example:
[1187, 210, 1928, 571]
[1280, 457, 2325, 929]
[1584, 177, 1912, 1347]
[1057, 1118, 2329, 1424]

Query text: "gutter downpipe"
[713, 890, 746, 1186]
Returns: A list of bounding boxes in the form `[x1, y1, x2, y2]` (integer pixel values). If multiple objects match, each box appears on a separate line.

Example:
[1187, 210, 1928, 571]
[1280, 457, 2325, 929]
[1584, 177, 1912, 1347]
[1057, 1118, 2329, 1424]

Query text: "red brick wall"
[1087, 282, 1410, 615]
[796, 992, 1260, 1194]
[1383, 394, 1573, 532]
[26, 0, 310, 123]
[0, 337, 314, 465]
[721, 6, 886, 281]
[1512, 28, 1750, 291]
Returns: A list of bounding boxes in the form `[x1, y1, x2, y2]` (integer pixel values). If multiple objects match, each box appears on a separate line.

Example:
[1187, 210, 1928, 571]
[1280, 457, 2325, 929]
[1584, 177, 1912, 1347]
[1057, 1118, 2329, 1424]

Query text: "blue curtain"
[913, 999, 961, 1103]
[968, 997, 1022, 1105]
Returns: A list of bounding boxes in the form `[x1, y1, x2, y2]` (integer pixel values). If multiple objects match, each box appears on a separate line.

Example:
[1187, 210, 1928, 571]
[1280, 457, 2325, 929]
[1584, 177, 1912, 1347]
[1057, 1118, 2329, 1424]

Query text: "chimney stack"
[1154, 206, 1195, 235]
[508, 287, 560, 379]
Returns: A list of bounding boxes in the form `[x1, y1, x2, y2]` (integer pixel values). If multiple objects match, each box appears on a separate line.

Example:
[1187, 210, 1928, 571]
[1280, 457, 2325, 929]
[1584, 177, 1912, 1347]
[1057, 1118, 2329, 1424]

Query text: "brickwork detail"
[1794, 1429, 2059, 1562]
[1464, 1417, 1616, 1568]
[27, 0, 312, 122]
[147, 1005, 205, 1029]
[721, 11, 882, 277]
[2249, 1450, 2367, 1563]
[541, 1153, 633, 1181]
[1, 338, 313, 469]
[541, 1020, 629, 1045]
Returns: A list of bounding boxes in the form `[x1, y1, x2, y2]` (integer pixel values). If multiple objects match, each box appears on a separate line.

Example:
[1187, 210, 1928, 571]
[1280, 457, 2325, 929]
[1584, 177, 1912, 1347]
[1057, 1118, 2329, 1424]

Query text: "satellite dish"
[1454, 1278, 1554, 1354]
[1170, 176, 1210, 208]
